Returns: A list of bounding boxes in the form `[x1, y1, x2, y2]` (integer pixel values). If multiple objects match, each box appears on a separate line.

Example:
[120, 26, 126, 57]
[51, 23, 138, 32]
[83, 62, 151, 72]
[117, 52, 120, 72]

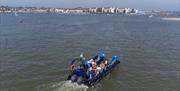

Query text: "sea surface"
[0, 13, 180, 91]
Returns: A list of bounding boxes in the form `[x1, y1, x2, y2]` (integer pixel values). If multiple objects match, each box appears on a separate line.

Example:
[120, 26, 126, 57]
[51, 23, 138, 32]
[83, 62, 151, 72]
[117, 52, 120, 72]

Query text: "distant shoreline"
[161, 17, 180, 21]
[0, 6, 139, 15]
[1, 6, 180, 16]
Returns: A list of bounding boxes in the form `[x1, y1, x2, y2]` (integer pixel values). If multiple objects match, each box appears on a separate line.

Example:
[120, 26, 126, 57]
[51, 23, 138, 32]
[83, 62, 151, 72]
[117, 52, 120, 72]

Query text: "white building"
[109, 7, 115, 13]
[64, 9, 84, 14]
[115, 8, 125, 13]
[124, 8, 131, 13]
[49, 8, 55, 12]
[89, 8, 97, 13]
[102, 7, 109, 13]
[102, 7, 115, 13]
[55, 8, 64, 13]
[131, 9, 138, 14]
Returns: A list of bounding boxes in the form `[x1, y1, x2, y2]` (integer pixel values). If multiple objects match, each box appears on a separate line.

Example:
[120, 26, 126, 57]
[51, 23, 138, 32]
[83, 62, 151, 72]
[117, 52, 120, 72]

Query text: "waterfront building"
[89, 8, 97, 13]
[102, 7, 108, 13]
[0, 6, 141, 15]
[131, 9, 138, 14]
[115, 8, 125, 13]
[64, 9, 84, 14]
[48, 8, 55, 13]
[109, 7, 115, 13]
[124, 8, 131, 13]
[103, 7, 115, 14]
[55, 8, 64, 13]
[96, 8, 103, 13]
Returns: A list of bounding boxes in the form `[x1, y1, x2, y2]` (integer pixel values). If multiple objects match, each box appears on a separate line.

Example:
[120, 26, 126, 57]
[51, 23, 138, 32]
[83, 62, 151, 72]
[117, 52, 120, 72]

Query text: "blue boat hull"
[84, 60, 120, 86]
[67, 56, 120, 86]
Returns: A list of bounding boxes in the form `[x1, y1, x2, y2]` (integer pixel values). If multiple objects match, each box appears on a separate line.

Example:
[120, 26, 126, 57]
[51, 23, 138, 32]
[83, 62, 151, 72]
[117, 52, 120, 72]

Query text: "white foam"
[53, 81, 88, 91]
[37, 80, 88, 91]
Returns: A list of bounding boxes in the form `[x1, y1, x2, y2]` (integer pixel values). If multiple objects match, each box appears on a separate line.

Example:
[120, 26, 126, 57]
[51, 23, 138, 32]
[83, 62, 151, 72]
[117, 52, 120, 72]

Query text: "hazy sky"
[0, 0, 179, 11]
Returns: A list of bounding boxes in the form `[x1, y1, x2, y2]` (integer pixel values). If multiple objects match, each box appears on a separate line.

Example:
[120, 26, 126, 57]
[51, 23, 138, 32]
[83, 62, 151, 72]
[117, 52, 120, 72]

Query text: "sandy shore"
[161, 17, 180, 21]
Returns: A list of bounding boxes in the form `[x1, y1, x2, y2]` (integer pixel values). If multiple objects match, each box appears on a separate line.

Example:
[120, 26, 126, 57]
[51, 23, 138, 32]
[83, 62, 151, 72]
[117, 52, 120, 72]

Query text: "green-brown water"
[0, 13, 180, 91]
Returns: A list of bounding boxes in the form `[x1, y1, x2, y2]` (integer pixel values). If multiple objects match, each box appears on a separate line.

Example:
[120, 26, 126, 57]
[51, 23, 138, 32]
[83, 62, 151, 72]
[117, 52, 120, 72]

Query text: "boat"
[148, 15, 153, 18]
[67, 52, 120, 86]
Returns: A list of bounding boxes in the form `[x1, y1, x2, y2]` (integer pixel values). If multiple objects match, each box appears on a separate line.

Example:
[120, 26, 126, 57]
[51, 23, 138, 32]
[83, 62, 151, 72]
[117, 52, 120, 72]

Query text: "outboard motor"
[70, 68, 88, 84]
[74, 69, 87, 78]
[70, 74, 77, 82]
[69, 59, 76, 72]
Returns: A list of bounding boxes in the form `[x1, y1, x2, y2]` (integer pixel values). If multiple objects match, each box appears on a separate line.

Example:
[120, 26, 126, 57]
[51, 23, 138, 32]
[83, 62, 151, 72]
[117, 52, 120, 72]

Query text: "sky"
[0, 0, 179, 11]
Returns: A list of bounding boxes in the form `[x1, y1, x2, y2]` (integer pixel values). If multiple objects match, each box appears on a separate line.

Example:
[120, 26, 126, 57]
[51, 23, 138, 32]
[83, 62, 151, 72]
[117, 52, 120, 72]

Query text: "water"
[37, 81, 88, 91]
[0, 13, 180, 91]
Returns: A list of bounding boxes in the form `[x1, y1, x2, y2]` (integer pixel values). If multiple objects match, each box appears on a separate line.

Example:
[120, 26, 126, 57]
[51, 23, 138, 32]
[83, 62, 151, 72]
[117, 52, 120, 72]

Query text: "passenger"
[86, 61, 94, 80]
[86, 59, 93, 66]
[92, 61, 97, 70]
[84, 64, 88, 72]
[96, 66, 102, 76]
[90, 61, 96, 78]
[87, 62, 92, 72]
[104, 59, 108, 66]
[88, 67, 93, 79]
[95, 61, 105, 76]
[87, 59, 99, 79]
[70, 64, 75, 72]
[87, 67, 96, 80]
[85, 59, 93, 71]
[100, 62, 105, 70]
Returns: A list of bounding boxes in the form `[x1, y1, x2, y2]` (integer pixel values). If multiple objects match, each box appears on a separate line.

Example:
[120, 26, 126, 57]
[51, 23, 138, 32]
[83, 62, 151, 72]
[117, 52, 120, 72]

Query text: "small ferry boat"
[67, 52, 120, 86]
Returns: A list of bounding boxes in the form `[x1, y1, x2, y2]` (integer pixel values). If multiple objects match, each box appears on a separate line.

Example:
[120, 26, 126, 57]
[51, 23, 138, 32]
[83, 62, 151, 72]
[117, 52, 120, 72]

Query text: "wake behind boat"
[67, 52, 120, 86]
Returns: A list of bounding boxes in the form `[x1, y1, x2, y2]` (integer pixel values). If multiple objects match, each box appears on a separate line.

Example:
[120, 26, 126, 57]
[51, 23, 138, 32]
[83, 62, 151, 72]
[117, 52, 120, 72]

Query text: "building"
[96, 8, 103, 13]
[109, 7, 115, 13]
[115, 8, 125, 13]
[102, 7, 116, 14]
[55, 8, 64, 13]
[64, 8, 84, 14]
[131, 9, 138, 14]
[124, 8, 131, 13]
[89, 8, 97, 13]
